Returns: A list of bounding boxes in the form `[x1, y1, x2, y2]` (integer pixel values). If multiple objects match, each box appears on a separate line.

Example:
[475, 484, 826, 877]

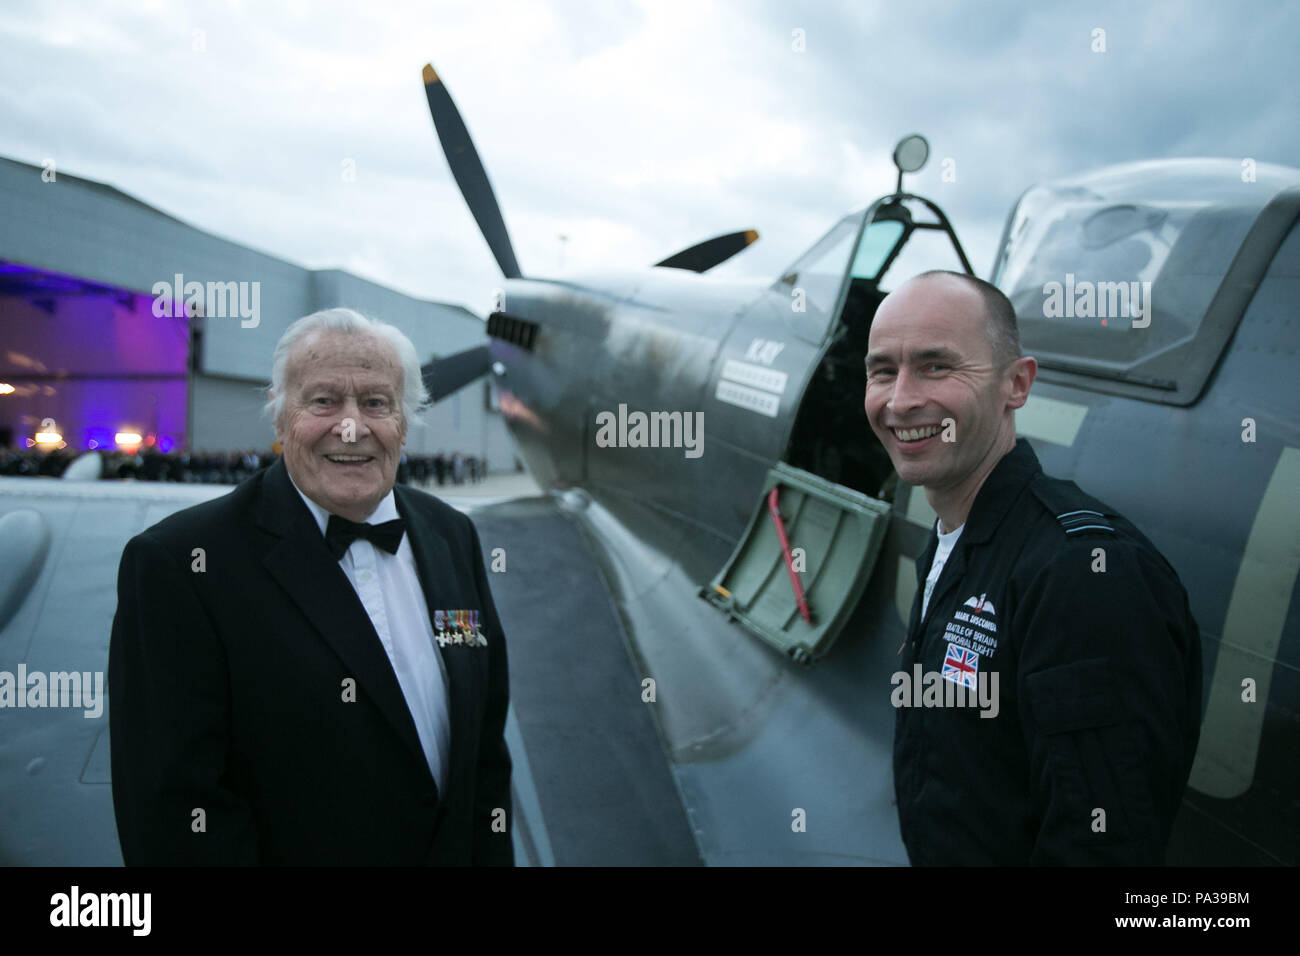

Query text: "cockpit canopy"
[991, 159, 1300, 403]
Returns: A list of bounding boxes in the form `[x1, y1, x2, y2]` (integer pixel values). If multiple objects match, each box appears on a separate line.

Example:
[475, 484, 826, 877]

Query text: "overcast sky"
[2, 0, 1296, 315]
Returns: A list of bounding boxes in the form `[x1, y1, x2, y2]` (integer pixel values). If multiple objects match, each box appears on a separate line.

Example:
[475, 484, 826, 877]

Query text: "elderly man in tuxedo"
[109, 308, 512, 865]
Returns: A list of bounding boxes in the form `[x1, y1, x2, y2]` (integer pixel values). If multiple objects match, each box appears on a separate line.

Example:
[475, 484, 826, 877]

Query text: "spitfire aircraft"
[0, 60, 1295, 867]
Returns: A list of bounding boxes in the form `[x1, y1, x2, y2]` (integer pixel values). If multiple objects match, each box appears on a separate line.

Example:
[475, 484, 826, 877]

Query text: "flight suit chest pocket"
[1026, 658, 1144, 848]
[1027, 659, 1122, 733]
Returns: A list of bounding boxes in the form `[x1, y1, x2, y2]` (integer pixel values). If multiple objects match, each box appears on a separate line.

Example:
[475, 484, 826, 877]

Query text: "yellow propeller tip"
[422, 63, 439, 85]
[744, 230, 759, 244]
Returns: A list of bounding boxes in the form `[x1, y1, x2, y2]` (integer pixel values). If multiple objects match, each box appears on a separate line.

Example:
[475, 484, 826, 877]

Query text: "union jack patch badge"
[942, 643, 979, 689]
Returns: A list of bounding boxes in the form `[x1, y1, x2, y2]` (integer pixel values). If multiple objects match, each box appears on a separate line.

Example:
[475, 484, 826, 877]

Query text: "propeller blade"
[421, 63, 523, 278]
[654, 229, 758, 272]
[421, 344, 492, 403]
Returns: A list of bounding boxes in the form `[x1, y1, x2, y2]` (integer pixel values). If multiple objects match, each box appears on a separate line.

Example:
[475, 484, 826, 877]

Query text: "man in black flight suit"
[864, 270, 1202, 865]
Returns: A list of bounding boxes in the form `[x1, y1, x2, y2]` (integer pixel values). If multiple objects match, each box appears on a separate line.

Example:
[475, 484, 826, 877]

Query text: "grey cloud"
[0, 0, 1294, 309]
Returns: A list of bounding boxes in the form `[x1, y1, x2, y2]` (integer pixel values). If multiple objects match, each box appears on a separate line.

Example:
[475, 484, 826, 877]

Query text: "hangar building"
[0, 155, 514, 469]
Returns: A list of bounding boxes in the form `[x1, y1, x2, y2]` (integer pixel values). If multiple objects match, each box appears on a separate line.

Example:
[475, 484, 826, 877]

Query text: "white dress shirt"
[287, 475, 452, 793]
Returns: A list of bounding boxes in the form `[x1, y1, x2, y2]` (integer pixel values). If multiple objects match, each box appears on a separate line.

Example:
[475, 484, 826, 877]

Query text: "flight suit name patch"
[944, 596, 1000, 659]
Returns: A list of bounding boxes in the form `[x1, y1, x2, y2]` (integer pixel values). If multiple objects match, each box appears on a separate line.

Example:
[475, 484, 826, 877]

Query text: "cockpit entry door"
[699, 462, 891, 663]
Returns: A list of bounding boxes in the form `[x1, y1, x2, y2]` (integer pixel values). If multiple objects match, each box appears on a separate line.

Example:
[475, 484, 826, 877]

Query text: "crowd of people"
[0, 446, 491, 486]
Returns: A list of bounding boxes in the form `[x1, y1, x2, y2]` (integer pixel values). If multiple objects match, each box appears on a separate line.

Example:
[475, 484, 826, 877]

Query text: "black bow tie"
[325, 514, 406, 559]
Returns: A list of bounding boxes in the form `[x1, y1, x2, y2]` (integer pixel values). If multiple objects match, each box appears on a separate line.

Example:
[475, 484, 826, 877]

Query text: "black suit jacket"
[108, 458, 513, 865]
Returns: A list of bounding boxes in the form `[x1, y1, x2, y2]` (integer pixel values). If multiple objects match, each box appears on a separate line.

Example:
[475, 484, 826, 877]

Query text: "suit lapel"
[395, 485, 473, 801]
[256, 460, 429, 775]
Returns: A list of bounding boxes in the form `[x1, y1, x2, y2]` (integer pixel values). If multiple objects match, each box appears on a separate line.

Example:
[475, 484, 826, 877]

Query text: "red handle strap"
[767, 487, 813, 625]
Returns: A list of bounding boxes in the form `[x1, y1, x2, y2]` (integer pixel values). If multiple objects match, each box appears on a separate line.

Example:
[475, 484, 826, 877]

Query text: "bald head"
[907, 270, 1021, 368]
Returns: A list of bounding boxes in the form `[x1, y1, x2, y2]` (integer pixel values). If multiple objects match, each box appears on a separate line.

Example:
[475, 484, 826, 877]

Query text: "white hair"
[263, 308, 429, 430]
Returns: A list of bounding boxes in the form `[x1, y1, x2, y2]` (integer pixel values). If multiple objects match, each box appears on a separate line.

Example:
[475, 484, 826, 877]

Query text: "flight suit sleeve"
[1014, 538, 1200, 865]
[108, 531, 261, 865]
[467, 518, 514, 866]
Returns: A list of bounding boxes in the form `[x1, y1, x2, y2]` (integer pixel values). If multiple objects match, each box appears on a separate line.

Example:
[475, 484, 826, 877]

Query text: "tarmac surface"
[413, 470, 542, 502]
